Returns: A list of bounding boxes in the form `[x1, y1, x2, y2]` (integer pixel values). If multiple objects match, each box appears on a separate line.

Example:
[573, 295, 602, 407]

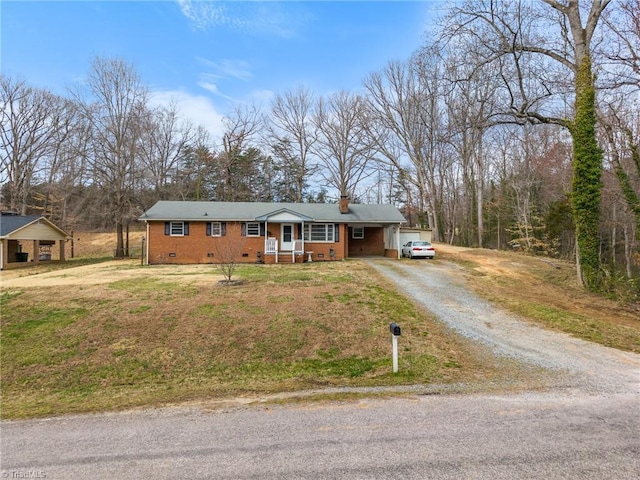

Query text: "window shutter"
[206, 222, 211, 236]
[297, 224, 302, 239]
[184, 222, 189, 236]
[221, 222, 227, 236]
[165, 222, 170, 235]
[241, 223, 246, 236]
[334, 224, 340, 242]
[260, 223, 266, 236]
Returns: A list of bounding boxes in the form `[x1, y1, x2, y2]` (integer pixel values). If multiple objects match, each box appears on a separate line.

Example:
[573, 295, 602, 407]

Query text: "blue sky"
[2, 1, 441, 140]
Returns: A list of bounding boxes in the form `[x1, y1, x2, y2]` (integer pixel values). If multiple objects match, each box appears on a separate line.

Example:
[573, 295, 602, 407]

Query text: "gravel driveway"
[365, 258, 640, 395]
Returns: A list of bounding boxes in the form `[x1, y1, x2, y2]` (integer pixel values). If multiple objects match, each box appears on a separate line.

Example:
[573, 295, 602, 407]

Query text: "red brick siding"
[148, 222, 262, 264]
[147, 221, 350, 264]
[348, 227, 385, 256]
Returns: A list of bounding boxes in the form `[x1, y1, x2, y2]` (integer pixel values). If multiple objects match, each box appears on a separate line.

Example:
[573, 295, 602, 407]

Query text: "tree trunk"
[115, 221, 125, 258]
[623, 223, 633, 279]
[570, 57, 603, 289]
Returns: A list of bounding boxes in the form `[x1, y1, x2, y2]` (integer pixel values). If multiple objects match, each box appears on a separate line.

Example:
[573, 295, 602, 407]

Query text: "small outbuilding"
[0, 213, 70, 270]
[399, 227, 433, 246]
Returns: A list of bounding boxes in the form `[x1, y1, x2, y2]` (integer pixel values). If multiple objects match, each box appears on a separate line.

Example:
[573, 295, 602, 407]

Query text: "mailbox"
[389, 322, 401, 336]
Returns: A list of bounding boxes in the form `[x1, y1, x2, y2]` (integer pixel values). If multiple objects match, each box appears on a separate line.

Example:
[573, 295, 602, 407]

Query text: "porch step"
[264, 251, 305, 264]
[277, 251, 301, 264]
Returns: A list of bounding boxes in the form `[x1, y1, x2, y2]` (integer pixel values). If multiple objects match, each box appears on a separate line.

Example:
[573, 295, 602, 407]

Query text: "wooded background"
[1, 0, 638, 292]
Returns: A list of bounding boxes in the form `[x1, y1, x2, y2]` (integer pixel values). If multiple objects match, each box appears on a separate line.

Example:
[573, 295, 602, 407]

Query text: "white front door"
[281, 224, 294, 250]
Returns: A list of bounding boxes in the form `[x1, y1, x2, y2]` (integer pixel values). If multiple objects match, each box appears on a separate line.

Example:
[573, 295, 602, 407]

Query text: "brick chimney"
[339, 195, 349, 214]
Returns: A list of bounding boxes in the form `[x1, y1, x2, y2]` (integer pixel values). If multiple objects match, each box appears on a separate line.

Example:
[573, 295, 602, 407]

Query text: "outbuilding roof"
[0, 214, 41, 237]
[0, 214, 70, 239]
[140, 201, 406, 224]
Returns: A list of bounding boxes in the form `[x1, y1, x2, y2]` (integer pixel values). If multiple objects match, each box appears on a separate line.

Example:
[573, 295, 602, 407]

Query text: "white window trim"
[352, 227, 364, 239]
[210, 222, 222, 237]
[170, 221, 185, 236]
[246, 222, 261, 237]
[304, 223, 335, 242]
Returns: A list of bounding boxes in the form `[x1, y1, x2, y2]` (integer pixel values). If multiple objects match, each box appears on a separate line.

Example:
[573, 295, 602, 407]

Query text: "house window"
[352, 227, 364, 239]
[169, 222, 187, 236]
[304, 224, 335, 242]
[171, 222, 184, 236]
[246, 222, 261, 237]
[207, 222, 226, 236]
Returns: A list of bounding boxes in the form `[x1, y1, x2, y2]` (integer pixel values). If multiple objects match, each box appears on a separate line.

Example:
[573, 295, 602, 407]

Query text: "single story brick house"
[139, 198, 407, 264]
[0, 213, 69, 270]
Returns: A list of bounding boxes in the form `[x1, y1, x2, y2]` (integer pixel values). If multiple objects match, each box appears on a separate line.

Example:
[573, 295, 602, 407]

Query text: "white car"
[402, 241, 436, 259]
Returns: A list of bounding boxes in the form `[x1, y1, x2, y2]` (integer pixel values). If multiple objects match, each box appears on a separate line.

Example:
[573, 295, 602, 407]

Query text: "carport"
[0, 213, 70, 270]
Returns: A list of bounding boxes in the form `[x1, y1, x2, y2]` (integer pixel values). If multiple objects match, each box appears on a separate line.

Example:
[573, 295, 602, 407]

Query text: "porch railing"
[265, 237, 278, 263]
[292, 240, 304, 263]
[264, 238, 306, 263]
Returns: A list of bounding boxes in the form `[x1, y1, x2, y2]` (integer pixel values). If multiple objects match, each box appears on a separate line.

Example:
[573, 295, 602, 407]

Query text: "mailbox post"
[389, 322, 401, 373]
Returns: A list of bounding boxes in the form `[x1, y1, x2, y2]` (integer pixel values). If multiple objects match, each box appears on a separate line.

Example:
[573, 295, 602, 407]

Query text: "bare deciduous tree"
[442, 47, 501, 247]
[268, 86, 318, 202]
[137, 102, 196, 200]
[600, 0, 640, 91]
[312, 91, 374, 198]
[40, 98, 85, 221]
[215, 104, 261, 201]
[364, 53, 449, 239]
[213, 240, 245, 284]
[443, 0, 613, 289]
[0, 76, 69, 214]
[75, 56, 149, 257]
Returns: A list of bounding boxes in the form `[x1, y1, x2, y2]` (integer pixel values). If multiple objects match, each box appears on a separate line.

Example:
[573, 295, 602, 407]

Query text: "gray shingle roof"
[140, 201, 406, 224]
[0, 214, 70, 238]
[0, 214, 42, 237]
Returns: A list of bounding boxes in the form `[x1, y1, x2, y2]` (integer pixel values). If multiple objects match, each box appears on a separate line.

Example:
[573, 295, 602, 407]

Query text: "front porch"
[260, 237, 338, 264]
[255, 210, 344, 264]
[256, 220, 400, 264]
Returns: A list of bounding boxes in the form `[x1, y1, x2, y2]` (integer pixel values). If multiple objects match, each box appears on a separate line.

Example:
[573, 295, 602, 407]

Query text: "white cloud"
[176, 0, 305, 38]
[216, 59, 252, 80]
[194, 59, 253, 103]
[196, 81, 219, 95]
[196, 80, 237, 103]
[149, 89, 225, 142]
[197, 58, 252, 81]
[176, 0, 236, 31]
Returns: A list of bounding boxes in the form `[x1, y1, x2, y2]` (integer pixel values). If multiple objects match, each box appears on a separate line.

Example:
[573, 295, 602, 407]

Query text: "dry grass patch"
[436, 245, 640, 352]
[1, 260, 501, 419]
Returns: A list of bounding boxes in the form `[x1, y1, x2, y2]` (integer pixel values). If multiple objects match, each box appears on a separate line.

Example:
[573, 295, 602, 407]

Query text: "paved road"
[2, 392, 638, 479]
[2, 259, 639, 479]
